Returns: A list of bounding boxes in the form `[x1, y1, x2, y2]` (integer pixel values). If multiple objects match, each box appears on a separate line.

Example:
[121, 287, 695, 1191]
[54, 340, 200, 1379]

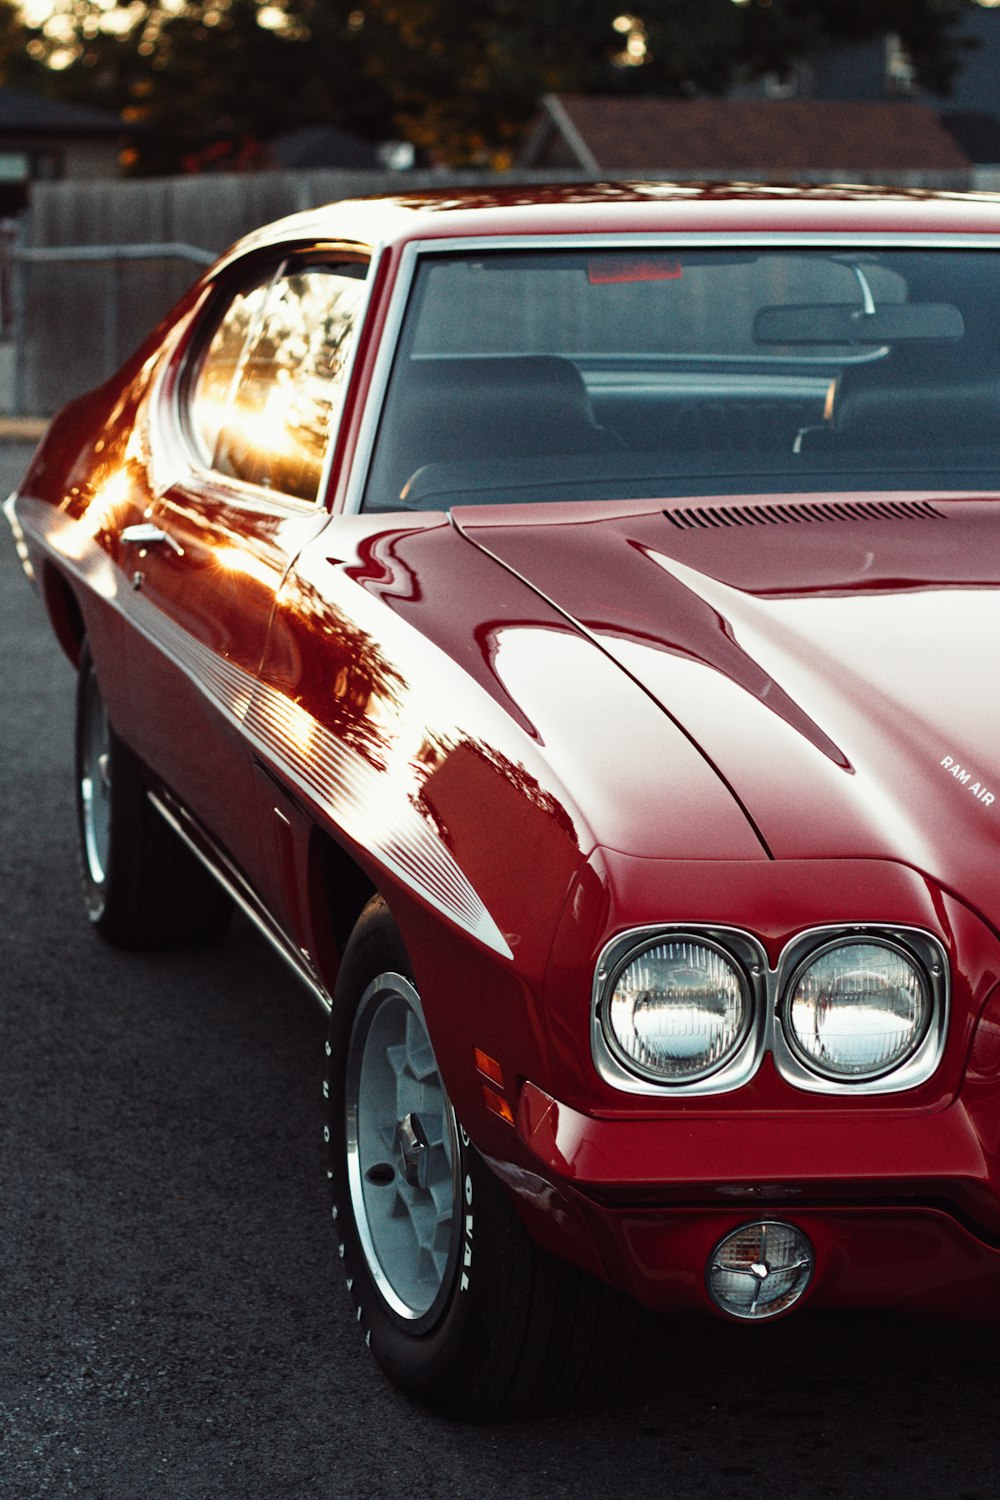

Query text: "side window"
[188, 259, 368, 504]
[190, 276, 271, 468]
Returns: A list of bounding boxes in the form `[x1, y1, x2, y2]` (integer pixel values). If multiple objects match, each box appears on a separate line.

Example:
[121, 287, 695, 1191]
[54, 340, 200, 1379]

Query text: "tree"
[12, 0, 394, 173]
[637, 0, 973, 97]
[0, 0, 59, 91]
[358, 0, 975, 162]
[5, 0, 984, 172]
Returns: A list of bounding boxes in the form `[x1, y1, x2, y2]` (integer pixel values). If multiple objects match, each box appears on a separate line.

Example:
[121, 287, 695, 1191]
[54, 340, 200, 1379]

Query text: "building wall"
[928, 8, 1000, 115]
[729, 9, 1000, 112]
[61, 140, 123, 180]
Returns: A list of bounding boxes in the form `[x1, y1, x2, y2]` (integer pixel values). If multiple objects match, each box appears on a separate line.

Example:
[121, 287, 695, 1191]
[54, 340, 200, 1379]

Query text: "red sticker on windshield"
[588, 256, 683, 284]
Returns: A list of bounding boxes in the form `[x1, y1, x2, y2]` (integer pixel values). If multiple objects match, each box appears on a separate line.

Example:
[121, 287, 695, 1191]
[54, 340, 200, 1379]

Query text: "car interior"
[359, 248, 1000, 510]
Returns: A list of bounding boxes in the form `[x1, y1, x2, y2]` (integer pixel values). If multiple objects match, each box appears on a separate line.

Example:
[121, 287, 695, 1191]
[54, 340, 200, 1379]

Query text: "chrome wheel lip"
[80, 669, 111, 887]
[345, 971, 461, 1324]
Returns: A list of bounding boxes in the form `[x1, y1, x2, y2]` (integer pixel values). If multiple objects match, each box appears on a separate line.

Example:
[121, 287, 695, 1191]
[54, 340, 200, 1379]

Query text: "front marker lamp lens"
[708, 1221, 813, 1321]
[604, 938, 750, 1083]
[784, 939, 930, 1080]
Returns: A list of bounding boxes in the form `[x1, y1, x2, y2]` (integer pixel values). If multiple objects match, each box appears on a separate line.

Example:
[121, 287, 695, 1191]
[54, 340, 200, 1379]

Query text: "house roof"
[0, 87, 124, 137]
[522, 96, 971, 173]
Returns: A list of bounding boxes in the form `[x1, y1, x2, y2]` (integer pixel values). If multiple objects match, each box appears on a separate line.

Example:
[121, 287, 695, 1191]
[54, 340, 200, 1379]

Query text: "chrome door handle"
[120, 522, 185, 557]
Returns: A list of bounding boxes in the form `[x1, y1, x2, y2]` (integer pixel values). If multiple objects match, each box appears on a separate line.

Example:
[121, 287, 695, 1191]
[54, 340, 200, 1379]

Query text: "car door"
[118, 251, 371, 907]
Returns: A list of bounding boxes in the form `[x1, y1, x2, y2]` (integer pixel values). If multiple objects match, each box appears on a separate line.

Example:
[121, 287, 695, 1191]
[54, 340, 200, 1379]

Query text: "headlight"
[781, 937, 931, 1080]
[602, 936, 751, 1083]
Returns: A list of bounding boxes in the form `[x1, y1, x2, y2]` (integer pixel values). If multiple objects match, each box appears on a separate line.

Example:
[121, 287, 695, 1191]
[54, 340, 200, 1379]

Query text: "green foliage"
[0, 0, 55, 91]
[1, 0, 983, 173]
[10, 0, 391, 172]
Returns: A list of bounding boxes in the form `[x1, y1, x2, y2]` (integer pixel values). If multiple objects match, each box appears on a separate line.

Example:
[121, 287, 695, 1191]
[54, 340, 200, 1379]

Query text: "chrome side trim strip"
[149, 789, 333, 1014]
[4, 490, 34, 581]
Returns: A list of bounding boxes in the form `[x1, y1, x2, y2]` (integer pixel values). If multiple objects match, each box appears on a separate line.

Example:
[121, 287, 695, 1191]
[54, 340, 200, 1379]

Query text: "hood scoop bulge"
[664, 498, 946, 530]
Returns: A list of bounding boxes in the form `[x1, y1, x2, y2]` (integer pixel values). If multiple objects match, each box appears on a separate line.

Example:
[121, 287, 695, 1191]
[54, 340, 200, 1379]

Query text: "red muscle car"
[9, 183, 1000, 1418]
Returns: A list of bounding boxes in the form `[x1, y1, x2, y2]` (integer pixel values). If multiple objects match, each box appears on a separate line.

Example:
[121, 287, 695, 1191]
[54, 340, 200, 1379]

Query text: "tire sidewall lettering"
[460, 1170, 473, 1291]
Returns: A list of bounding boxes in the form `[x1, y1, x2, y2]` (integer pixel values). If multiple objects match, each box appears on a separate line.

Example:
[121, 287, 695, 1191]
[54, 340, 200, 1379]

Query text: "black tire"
[74, 641, 232, 947]
[325, 896, 641, 1421]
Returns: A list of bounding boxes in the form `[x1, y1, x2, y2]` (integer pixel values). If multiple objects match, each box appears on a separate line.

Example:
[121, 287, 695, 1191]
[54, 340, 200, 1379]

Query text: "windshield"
[361, 247, 1000, 512]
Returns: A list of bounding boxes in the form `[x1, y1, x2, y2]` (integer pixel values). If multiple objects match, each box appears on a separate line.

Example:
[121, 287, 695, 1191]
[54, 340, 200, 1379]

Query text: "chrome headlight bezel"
[771, 926, 948, 1094]
[591, 923, 949, 1098]
[777, 934, 931, 1082]
[592, 926, 768, 1097]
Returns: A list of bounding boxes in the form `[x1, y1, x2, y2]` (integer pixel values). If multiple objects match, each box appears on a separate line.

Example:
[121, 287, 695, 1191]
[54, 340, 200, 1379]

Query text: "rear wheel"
[325, 897, 641, 1420]
[75, 641, 231, 947]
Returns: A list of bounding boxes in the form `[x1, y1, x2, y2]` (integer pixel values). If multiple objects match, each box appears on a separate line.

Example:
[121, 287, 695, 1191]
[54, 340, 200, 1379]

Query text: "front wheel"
[74, 641, 231, 947]
[325, 897, 640, 1420]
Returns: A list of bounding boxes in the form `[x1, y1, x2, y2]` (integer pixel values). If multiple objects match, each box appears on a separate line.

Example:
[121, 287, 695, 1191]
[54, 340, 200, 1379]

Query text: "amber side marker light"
[473, 1048, 504, 1087]
[481, 1085, 515, 1126]
[473, 1049, 515, 1124]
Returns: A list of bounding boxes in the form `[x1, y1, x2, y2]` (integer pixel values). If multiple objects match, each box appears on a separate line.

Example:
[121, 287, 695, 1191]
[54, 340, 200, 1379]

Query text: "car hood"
[454, 494, 1000, 902]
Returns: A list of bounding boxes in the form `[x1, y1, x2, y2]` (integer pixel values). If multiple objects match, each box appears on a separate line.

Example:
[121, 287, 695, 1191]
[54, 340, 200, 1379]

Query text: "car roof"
[224, 181, 1000, 263]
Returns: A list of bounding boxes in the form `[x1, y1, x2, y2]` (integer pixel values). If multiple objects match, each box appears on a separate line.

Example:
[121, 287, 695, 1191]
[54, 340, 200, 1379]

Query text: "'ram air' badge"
[940, 755, 995, 807]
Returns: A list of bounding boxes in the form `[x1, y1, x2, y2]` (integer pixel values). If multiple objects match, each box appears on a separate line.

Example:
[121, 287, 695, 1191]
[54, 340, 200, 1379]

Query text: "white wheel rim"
[80, 670, 112, 886]
[345, 972, 460, 1321]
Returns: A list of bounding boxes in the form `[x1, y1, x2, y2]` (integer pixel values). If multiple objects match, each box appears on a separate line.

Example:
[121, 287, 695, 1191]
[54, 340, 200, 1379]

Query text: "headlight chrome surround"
[601, 934, 753, 1083]
[591, 923, 948, 1098]
[771, 925, 948, 1096]
[593, 926, 768, 1097]
[778, 935, 932, 1082]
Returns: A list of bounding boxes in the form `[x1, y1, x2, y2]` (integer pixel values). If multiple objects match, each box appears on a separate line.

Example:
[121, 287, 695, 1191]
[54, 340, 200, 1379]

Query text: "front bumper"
[508, 1073, 1000, 1317]
[592, 1204, 1000, 1318]
[498, 851, 1000, 1318]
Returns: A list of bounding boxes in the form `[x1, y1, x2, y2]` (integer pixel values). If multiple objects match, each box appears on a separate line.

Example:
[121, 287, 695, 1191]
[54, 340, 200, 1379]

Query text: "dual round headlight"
[603, 937, 752, 1084]
[782, 938, 930, 1080]
[600, 932, 933, 1088]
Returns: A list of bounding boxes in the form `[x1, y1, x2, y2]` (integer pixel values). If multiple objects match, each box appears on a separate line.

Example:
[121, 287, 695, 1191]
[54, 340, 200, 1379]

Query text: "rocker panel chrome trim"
[149, 788, 333, 1014]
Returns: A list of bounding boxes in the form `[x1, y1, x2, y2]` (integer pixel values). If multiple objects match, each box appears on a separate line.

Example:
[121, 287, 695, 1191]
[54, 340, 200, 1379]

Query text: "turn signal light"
[481, 1084, 514, 1126]
[473, 1047, 505, 1087]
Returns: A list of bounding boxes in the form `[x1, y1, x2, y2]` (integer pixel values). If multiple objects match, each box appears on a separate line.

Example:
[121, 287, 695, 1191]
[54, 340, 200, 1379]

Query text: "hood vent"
[665, 499, 945, 530]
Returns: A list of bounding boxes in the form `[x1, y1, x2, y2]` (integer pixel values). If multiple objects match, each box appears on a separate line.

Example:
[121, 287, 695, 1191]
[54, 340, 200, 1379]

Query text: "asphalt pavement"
[1, 438, 997, 1500]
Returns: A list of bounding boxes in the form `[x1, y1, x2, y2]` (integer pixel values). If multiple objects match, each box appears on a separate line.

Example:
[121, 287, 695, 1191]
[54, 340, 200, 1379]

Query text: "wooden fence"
[10, 162, 996, 414]
[13, 167, 557, 413]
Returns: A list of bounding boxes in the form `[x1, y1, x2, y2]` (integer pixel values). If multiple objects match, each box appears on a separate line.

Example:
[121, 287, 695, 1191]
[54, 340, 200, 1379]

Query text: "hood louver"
[665, 499, 945, 530]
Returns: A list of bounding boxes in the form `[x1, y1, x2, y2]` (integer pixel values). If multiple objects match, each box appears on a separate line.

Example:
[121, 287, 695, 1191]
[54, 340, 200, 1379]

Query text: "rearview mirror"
[753, 301, 964, 344]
